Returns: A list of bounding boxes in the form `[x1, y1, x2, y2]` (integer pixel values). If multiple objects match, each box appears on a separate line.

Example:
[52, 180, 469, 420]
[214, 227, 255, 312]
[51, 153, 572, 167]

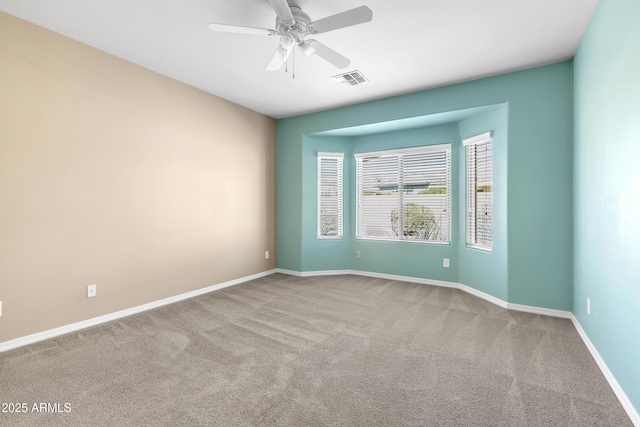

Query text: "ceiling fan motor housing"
[276, 6, 312, 40]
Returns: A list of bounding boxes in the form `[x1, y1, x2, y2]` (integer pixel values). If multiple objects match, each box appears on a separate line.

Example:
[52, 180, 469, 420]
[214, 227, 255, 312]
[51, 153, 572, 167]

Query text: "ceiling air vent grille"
[332, 70, 368, 87]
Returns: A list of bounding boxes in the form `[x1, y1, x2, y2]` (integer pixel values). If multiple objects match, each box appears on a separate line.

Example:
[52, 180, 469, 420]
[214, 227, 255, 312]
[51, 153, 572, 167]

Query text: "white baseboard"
[571, 316, 640, 426]
[353, 269, 460, 289]
[273, 268, 304, 276]
[276, 267, 637, 424]
[275, 268, 351, 277]
[0, 269, 278, 353]
[507, 302, 573, 319]
[276, 268, 570, 318]
[459, 283, 509, 309]
[277, 268, 461, 287]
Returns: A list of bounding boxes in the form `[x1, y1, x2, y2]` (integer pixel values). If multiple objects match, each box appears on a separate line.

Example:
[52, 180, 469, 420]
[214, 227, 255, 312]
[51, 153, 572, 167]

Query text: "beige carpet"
[0, 274, 632, 426]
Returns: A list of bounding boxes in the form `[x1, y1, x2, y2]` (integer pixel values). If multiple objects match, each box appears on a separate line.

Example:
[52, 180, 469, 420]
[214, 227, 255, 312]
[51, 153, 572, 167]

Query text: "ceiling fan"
[208, 0, 373, 71]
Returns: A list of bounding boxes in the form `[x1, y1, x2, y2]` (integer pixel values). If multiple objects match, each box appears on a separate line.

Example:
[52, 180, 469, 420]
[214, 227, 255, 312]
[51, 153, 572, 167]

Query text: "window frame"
[463, 132, 493, 251]
[317, 152, 344, 240]
[354, 144, 452, 245]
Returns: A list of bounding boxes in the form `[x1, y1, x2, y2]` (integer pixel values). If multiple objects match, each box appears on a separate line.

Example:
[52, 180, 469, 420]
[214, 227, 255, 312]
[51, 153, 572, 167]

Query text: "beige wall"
[0, 12, 277, 344]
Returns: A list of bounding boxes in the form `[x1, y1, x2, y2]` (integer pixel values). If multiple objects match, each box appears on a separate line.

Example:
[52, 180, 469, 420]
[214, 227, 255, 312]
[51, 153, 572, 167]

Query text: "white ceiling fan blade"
[310, 6, 373, 34]
[266, 45, 292, 71]
[208, 22, 276, 36]
[268, 0, 294, 23]
[306, 40, 351, 69]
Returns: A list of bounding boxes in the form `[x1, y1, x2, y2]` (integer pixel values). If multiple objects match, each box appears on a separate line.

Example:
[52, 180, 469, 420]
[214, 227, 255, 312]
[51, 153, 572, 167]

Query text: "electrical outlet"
[265, 250, 270, 259]
[0, 300, 2, 317]
[87, 284, 97, 298]
[356, 251, 361, 259]
[587, 298, 591, 316]
[443, 258, 450, 268]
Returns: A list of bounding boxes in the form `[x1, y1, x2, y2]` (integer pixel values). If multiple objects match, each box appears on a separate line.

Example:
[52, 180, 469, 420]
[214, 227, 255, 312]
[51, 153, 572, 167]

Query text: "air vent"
[332, 70, 369, 87]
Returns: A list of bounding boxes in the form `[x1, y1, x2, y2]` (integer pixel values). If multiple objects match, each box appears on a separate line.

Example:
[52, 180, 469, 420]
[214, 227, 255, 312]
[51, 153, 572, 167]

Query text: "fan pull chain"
[292, 47, 295, 79]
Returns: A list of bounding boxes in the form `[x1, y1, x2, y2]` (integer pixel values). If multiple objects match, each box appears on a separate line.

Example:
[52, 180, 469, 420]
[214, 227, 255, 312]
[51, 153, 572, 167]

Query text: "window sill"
[466, 244, 492, 253]
[356, 237, 451, 245]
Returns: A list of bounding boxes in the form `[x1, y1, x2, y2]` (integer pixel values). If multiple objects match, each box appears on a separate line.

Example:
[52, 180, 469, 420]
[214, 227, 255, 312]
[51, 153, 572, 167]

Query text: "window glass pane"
[318, 155, 343, 239]
[402, 151, 449, 242]
[356, 145, 451, 244]
[474, 142, 492, 246]
[358, 156, 399, 239]
[465, 136, 492, 250]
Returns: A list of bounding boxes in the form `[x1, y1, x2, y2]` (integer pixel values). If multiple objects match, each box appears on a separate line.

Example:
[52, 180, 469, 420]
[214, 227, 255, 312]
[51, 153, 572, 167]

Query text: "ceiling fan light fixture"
[280, 34, 295, 49]
[299, 40, 316, 58]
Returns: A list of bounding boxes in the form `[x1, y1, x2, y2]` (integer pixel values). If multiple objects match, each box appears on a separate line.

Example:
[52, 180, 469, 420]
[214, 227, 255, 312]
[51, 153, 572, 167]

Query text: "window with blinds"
[355, 144, 451, 244]
[464, 132, 493, 251]
[317, 152, 344, 239]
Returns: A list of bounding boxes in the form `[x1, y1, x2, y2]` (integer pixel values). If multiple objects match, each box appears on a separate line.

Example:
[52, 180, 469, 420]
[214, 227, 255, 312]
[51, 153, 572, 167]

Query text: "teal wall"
[349, 124, 460, 281]
[458, 105, 509, 301]
[574, 0, 640, 413]
[277, 61, 574, 311]
[301, 135, 353, 271]
[275, 1, 640, 415]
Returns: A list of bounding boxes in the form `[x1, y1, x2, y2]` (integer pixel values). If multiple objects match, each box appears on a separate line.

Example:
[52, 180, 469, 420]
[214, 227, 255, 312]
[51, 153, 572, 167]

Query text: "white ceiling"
[0, 0, 598, 119]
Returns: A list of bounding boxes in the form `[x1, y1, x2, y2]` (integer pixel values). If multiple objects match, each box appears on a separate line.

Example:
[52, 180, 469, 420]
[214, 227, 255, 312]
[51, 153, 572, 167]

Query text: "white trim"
[507, 302, 572, 319]
[297, 269, 348, 277]
[466, 244, 492, 253]
[356, 236, 451, 246]
[275, 268, 570, 318]
[0, 269, 278, 353]
[352, 269, 458, 288]
[317, 152, 344, 159]
[274, 269, 349, 278]
[354, 143, 451, 159]
[274, 268, 304, 276]
[278, 268, 459, 288]
[571, 316, 640, 426]
[462, 131, 493, 146]
[459, 283, 508, 309]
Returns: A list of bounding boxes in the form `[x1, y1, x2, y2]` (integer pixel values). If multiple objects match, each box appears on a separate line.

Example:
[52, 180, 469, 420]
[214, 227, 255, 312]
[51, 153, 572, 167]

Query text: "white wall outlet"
[587, 298, 591, 316]
[87, 284, 97, 298]
[0, 300, 2, 316]
[265, 250, 270, 259]
[443, 258, 450, 268]
[356, 251, 361, 259]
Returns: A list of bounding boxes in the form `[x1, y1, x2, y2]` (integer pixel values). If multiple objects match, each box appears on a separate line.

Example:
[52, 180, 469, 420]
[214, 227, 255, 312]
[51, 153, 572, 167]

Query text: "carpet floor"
[0, 273, 632, 426]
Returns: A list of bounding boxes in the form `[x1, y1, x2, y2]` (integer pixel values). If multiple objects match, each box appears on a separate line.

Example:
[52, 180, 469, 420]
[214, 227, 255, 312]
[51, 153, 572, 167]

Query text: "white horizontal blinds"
[402, 150, 450, 242]
[356, 144, 451, 243]
[464, 132, 493, 250]
[318, 152, 344, 239]
[466, 145, 477, 246]
[356, 155, 400, 239]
